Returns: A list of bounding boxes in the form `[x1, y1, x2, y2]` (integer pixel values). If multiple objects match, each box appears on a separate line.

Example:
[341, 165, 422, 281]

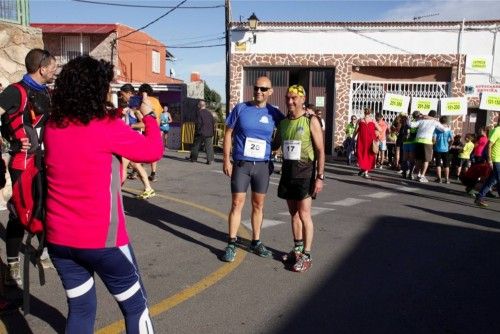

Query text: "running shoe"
[292, 254, 312, 273]
[4, 261, 22, 287]
[148, 173, 158, 182]
[444, 178, 451, 184]
[127, 171, 137, 180]
[475, 198, 488, 208]
[363, 172, 370, 179]
[282, 245, 304, 264]
[39, 247, 54, 269]
[419, 176, 429, 183]
[249, 241, 272, 258]
[136, 189, 156, 199]
[434, 178, 442, 183]
[222, 244, 236, 262]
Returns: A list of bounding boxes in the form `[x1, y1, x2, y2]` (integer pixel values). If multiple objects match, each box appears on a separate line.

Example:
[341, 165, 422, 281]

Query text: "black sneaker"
[148, 173, 158, 182]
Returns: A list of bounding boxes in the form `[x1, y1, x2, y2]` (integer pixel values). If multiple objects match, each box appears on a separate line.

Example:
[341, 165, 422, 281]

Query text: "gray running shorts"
[231, 161, 273, 194]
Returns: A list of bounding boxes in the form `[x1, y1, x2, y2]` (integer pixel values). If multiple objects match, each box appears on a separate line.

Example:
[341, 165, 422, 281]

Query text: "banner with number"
[440, 97, 467, 116]
[410, 97, 439, 114]
[480, 92, 500, 111]
[382, 93, 410, 113]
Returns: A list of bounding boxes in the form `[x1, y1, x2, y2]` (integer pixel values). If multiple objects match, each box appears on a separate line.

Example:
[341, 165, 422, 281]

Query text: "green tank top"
[279, 114, 315, 162]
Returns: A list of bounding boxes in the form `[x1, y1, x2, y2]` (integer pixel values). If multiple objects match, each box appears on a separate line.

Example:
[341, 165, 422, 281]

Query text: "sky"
[30, 0, 500, 97]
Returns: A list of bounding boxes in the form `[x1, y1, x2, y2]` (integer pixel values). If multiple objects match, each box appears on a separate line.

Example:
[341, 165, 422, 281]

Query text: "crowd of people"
[343, 108, 500, 207]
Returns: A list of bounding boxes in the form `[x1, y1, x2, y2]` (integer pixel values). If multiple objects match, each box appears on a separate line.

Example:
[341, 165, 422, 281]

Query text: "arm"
[222, 127, 233, 176]
[310, 116, 325, 196]
[107, 94, 162, 162]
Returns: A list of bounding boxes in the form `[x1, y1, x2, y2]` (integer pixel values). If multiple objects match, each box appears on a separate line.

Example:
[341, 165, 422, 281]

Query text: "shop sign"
[465, 55, 492, 74]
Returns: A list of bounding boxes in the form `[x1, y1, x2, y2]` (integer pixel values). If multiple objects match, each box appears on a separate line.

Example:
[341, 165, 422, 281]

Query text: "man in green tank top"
[273, 85, 325, 273]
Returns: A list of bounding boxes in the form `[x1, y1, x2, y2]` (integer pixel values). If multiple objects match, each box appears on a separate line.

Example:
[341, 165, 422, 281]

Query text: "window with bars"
[152, 50, 160, 74]
[0, 0, 29, 25]
[61, 35, 90, 63]
[350, 81, 450, 124]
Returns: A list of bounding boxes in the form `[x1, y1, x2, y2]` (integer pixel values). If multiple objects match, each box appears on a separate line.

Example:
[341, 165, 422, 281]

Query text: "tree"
[204, 82, 221, 106]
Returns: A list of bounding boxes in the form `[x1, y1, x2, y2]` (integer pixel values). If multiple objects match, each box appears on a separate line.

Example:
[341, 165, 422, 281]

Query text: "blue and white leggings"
[48, 243, 154, 334]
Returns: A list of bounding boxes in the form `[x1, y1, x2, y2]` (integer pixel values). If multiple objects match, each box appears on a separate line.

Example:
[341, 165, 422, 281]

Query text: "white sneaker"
[4, 261, 22, 287]
[419, 176, 429, 183]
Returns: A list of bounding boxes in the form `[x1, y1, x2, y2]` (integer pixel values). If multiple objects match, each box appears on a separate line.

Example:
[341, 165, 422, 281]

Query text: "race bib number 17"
[283, 140, 301, 160]
[243, 137, 266, 159]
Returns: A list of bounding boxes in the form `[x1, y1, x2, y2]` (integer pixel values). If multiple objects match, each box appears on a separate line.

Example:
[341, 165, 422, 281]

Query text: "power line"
[116, 0, 187, 41]
[71, 0, 223, 9]
[168, 44, 225, 49]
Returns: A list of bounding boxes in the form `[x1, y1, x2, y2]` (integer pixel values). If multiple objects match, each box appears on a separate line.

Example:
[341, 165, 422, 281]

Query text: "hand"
[314, 178, 324, 195]
[223, 160, 232, 177]
[20, 138, 31, 152]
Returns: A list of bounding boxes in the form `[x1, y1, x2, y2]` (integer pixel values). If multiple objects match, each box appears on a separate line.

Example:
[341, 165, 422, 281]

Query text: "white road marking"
[242, 219, 286, 230]
[395, 186, 421, 193]
[325, 198, 370, 206]
[362, 192, 394, 199]
[278, 206, 335, 216]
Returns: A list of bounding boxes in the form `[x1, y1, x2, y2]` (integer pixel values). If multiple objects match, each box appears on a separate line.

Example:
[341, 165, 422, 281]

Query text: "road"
[1, 150, 499, 333]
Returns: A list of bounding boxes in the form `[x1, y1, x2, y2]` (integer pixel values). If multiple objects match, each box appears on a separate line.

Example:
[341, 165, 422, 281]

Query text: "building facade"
[229, 20, 500, 155]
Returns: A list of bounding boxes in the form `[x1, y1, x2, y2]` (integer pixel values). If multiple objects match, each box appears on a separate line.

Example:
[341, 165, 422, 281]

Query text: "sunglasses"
[254, 86, 271, 92]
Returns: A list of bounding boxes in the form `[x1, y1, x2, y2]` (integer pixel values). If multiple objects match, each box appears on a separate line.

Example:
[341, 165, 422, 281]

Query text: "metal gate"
[350, 81, 450, 124]
[61, 35, 90, 64]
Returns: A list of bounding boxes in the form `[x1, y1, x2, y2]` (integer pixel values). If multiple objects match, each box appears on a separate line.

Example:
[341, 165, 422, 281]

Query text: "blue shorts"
[379, 140, 387, 151]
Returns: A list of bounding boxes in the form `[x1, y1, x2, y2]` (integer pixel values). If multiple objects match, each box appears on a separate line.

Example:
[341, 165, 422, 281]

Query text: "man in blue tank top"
[221, 76, 284, 262]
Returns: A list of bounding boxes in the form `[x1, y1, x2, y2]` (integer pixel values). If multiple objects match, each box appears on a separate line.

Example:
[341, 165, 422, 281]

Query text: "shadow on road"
[276, 215, 500, 333]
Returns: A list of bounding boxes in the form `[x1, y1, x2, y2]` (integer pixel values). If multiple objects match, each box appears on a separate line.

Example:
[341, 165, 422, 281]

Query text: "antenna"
[413, 13, 440, 21]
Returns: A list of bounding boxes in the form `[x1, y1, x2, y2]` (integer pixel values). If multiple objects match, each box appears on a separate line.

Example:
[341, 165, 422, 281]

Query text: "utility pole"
[225, 0, 231, 116]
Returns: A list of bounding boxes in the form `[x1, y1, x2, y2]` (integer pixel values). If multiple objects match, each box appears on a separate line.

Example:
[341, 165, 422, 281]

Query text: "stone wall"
[0, 22, 43, 87]
[231, 53, 465, 148]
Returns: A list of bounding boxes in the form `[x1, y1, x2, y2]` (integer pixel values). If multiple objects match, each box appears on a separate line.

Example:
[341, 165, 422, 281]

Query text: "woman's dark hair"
[51, 56, 115, 127]
[138, 83, 153, 95]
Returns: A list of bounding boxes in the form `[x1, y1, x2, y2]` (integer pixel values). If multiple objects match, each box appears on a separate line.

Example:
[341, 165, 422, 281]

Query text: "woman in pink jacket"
[44, 56, 163, 334]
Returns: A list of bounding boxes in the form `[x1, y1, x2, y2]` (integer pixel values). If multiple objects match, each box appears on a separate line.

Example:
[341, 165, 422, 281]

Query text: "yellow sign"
[235, 42, 247, 52]
[446, 102, 462, 111]
[389, 97, 403, 107]
[416, 101, 431, 110]
[486, 95, 500, 106]
[479, 93, 500, 111]
[471, 59, 487, 70]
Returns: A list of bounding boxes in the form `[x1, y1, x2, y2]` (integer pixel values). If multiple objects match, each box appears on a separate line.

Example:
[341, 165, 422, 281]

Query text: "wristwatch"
[317, 174, 325, 180]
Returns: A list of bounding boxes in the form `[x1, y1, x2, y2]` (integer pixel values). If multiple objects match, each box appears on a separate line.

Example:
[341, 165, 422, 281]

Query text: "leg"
[134, 163, 152, 191]
[190, 135, 202, 162]
[286, 200, 303, 241]
[92, 245, 154, 334]
[295, 198, 314, 252]
[250, 192, 266, 240]
[122, 158, 130, 184]
[204, 136, 214, 163]
[228, 193, 246, 239]
[48, 243, 97, 334]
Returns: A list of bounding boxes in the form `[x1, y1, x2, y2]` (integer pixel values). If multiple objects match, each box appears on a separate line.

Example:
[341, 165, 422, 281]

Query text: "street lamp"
[247, 12, 259, 43]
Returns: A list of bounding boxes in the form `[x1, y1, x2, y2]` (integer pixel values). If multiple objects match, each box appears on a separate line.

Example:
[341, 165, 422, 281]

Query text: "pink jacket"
[44, 116, 163, 248]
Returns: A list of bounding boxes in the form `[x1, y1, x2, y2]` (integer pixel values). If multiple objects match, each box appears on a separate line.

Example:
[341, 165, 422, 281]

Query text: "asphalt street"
[0, 150, 499, 333]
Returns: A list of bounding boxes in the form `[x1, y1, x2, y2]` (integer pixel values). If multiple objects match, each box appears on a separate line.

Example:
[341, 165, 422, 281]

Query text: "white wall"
[232, 23, 500, 87]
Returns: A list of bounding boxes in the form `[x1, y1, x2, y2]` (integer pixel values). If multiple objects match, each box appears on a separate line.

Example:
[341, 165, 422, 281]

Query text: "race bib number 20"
[243, 137, 266, 159]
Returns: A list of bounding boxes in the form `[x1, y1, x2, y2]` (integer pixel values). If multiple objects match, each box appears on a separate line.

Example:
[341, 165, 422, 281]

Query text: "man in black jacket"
[189, 100, 215, 164]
